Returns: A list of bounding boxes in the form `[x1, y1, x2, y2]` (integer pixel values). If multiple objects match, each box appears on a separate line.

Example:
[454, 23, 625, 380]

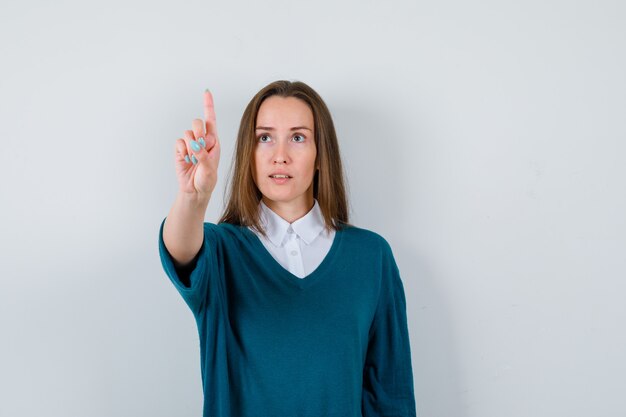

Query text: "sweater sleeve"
[362, 240, 417, 417]
[158, 216, 215, 315]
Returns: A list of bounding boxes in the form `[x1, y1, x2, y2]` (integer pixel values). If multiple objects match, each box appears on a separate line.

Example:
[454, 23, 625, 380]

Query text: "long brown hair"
[218, 80, 351, 237]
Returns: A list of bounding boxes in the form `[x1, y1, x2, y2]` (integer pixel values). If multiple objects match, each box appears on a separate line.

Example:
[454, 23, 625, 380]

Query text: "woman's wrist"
[177, 190, 211, 209]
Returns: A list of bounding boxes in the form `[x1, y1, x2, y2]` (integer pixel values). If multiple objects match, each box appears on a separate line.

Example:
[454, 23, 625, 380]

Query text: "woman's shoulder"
[338, 223, 393, 253]
[204, 221, 247, 235]
[205, 221, 264, 246]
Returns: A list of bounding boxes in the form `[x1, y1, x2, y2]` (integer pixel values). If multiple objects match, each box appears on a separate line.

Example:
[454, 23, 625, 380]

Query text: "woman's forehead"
[256, 96, 313, 129]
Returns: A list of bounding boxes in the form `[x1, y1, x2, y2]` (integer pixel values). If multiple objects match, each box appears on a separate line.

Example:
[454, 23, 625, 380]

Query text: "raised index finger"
[203, 89, 217, 133]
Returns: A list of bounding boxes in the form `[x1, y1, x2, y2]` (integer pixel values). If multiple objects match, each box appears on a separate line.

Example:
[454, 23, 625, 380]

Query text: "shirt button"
[290, 250, 298, 256]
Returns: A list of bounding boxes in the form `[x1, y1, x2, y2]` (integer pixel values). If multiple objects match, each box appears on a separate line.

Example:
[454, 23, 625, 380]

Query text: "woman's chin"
[264, 194, 295, 204]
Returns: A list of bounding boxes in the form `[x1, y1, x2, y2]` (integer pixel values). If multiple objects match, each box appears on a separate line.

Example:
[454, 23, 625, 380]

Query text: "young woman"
[159, 80, 416, 417]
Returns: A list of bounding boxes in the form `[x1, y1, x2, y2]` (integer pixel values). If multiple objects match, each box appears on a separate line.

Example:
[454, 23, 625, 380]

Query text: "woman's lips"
[270, 175, 291, 185]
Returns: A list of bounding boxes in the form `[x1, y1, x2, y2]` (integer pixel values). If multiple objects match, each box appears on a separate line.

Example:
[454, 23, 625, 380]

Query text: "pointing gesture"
[174, 89, 221, 199]
[203, 88, 218, 142]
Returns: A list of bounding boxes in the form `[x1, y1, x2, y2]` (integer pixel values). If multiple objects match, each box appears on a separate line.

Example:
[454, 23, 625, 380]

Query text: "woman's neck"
[262, 196, 315, 224]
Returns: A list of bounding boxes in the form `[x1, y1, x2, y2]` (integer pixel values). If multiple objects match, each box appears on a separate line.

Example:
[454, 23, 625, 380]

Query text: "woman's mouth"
[269, 174, 292, 184]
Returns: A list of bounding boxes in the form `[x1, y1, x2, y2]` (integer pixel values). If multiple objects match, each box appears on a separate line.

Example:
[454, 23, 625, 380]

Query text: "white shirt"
[248, 199, 336, 279]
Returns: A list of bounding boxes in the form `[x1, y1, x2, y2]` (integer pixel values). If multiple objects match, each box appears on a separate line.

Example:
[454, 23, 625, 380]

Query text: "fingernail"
[198, 137, 206, 148]
[184, 155, 190, 164]
[191, 140, 201, 152]
[191, 155, 198, 165]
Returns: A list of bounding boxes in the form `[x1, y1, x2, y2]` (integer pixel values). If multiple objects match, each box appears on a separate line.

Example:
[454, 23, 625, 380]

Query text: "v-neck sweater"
[158, 217, 417, 417]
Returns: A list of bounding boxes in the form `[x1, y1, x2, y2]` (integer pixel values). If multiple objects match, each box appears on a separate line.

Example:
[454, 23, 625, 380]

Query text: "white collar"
[258, 199, 326, 247]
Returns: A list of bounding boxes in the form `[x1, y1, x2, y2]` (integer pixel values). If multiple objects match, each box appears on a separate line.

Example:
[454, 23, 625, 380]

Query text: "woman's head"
[253, 95, 317, 215]
[219, 80, 350, 236]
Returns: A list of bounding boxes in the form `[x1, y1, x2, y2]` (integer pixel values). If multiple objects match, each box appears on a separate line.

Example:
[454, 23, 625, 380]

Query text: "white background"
[1, 0, 625, 416]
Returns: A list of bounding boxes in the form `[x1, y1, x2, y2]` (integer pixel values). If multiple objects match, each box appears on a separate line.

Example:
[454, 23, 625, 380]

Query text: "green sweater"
[158, 217, 416, 417]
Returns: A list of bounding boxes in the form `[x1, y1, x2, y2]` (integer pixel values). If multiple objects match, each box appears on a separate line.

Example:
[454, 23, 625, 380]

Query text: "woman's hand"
[174, 89, 221, 200]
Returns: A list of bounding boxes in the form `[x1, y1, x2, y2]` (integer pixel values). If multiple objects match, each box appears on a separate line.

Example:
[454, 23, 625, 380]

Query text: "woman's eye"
[293, 135, 305, 143]
[258, 135, 271, 143]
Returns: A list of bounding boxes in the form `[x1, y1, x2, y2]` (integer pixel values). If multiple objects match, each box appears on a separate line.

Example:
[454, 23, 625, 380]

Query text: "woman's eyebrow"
[255, 126, 312, 132]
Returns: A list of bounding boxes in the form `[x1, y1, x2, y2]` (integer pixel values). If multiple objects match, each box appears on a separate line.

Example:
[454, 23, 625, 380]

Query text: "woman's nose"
[272, 141, 288, 164]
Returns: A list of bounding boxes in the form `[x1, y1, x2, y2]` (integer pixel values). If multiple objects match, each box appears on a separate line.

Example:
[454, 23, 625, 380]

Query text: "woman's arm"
[362, 240, 417, 416]
[163, 191, 210, 267]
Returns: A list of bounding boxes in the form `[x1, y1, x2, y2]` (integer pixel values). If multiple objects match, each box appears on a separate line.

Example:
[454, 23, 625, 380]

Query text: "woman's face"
[253, 95, 317, 213]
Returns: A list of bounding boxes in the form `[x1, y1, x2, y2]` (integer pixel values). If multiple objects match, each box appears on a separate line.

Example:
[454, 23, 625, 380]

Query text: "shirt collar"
[258, 199, 326, 247]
